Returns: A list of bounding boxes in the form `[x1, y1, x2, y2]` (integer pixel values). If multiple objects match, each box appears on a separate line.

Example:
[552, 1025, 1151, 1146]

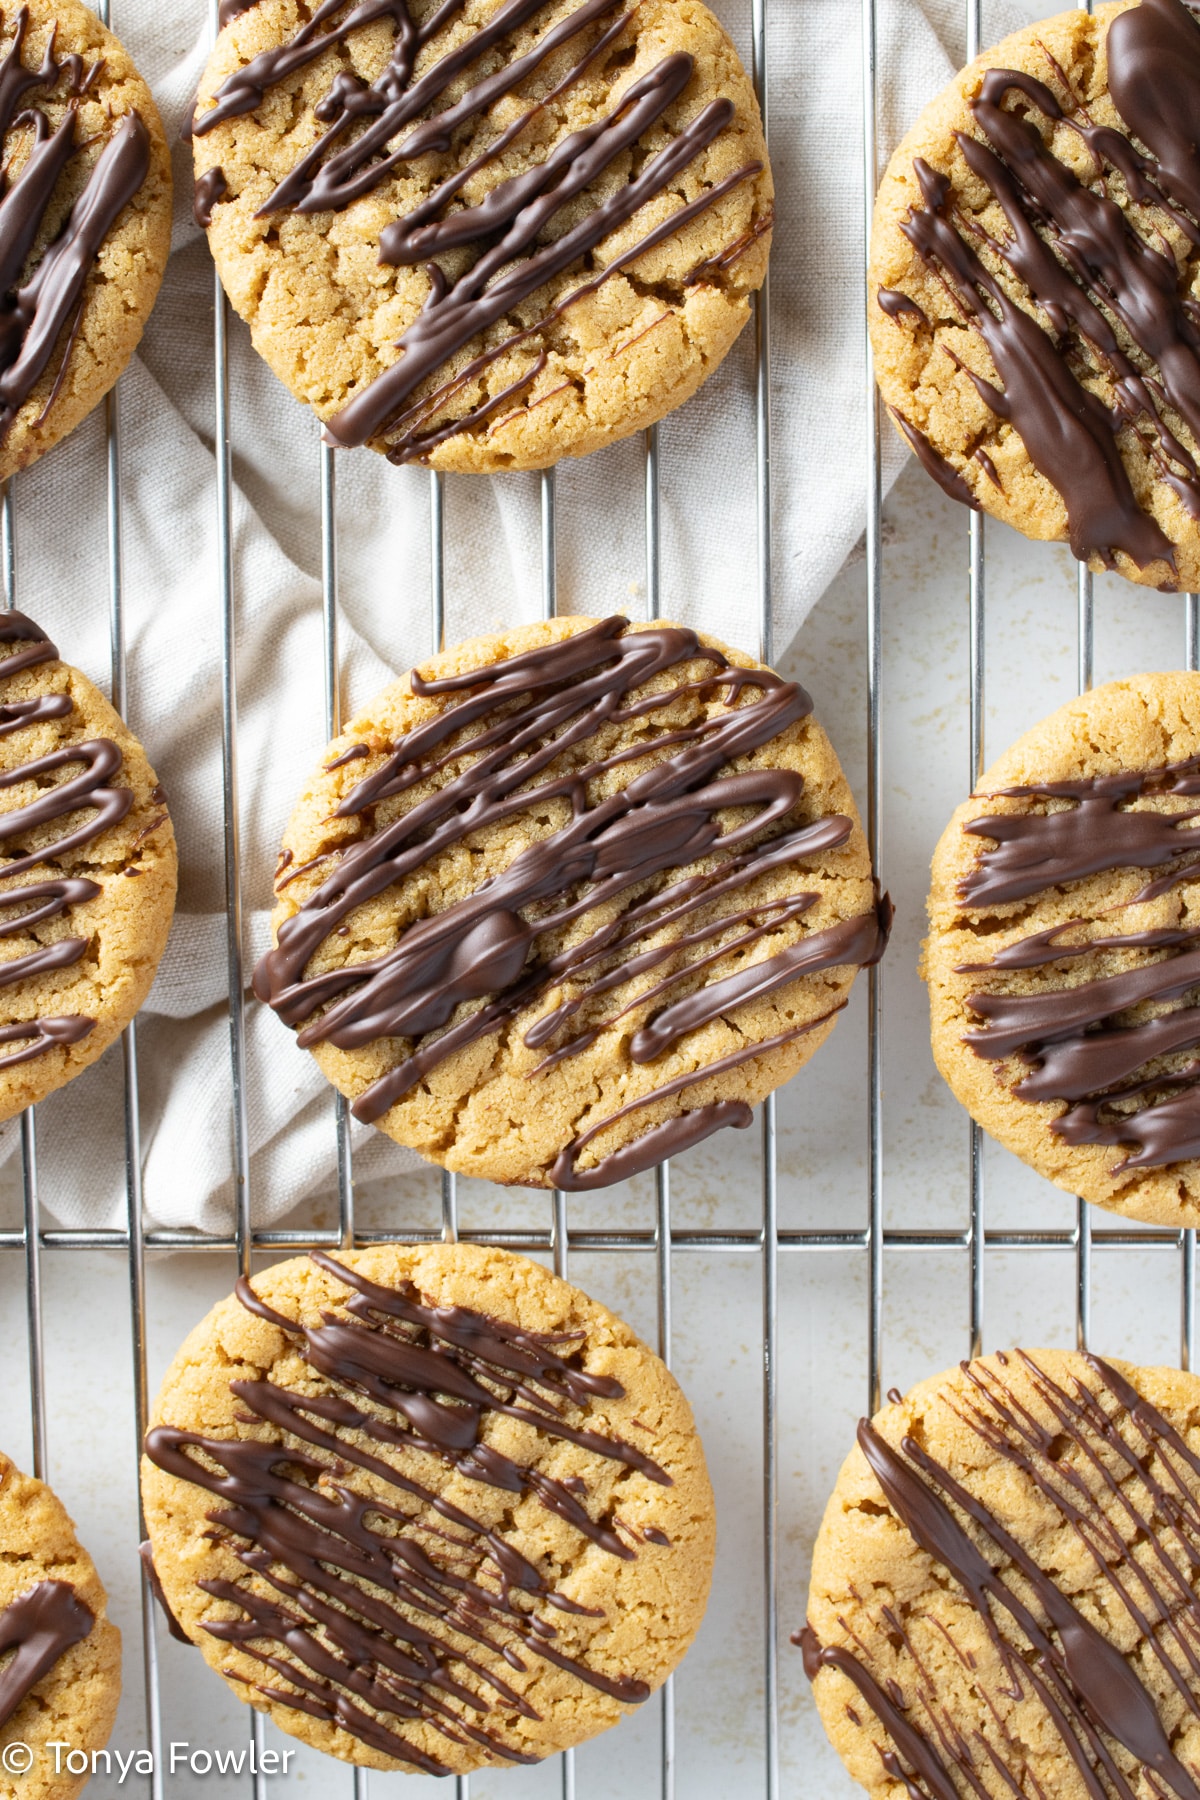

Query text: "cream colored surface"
[141, 1242, 716, 1775]
[266, 616, 875, 1187]
[925, 673, 1200, 1227]
[0, 0, 172, 481]
[0, 630, 177, 1118]
[194, 0, 772, 471]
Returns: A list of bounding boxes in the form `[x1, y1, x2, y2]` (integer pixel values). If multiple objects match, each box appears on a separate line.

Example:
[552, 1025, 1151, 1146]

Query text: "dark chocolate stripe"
[193, 166, 227, 229]
[889, 407, 979, 510]
[800, 1354, 1200, 1800]
[628, 908, 886, 1063]
[253, 620, 883, 1178]
[962, 764, 1200, 909]
[0, 936, 86, 989]
[892, 0, 1200, 575]
[0, 878, 100, 935]
[144, 1251, 669, 1771]
[0, 1581, 93, 1727]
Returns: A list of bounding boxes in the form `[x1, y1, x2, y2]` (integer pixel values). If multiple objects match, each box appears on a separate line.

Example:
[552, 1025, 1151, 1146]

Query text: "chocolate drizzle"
[800, 1353, 1200, 1800]
[889, 406, 980, 510]
[877, 286, 926, 324]
[144, 1250, 673, 1772]
[218, 0, 261, 25]
[956, 753, 1200, 1172]
[193, 0, 766, 459]
[0, 1580, 93, 1726]
[252, 618, 886, 1186]
[888, 0, 1200, 577]
[0, 11, 151, 441]
[0, 610, 131, 1070]
[193, 165, 227, 229]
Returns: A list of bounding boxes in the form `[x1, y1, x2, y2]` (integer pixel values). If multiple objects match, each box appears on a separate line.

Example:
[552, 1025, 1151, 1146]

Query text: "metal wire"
[861, 0, 885, 1444]
[534, 462, 577, 1800]
[746, 0, 780, 1787]
[4, 1221, 1197, 1253]
[206, 8, 266, 1794]
[641, 419, 676, 1799]
[0, 486, 47, 1496]
[106, 373, 166, 1800]
[963, 1, 987, 1369]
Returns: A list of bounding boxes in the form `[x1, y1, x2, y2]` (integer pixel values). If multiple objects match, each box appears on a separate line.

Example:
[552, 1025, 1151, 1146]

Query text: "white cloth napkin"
[0, 0, 1035, 1229]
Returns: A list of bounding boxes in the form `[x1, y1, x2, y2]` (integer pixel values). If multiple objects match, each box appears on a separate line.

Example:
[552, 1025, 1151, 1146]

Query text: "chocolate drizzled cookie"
[870, 0, 1200, 592]
[925, 672, 1200, 1228]
[802, 1348, 1200, 1800]
[0, 0, 170, 478]
[140, 1244, 716, 1774]
[254, 616, 886, 1190]
[0, 1447, 120, 1800]
[0, 610, 175, 1117]
[192, 0, 772, 470]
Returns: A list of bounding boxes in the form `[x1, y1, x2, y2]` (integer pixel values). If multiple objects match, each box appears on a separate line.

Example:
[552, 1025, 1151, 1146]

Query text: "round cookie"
[924, 673, 1200, 1228]
[0, 0, 171, 479]
[0, 1448, 121, 1800]
[801, 1348, 1200, 1800]
[141, 1242, 716, 1775]
[869, 0, 1200, 592]
[252, 614, 888, 1190]
[0, 609, 176, 1118]
[191, 0, 772, 471]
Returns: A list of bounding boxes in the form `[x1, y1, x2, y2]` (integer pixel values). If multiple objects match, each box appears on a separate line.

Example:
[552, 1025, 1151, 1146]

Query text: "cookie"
[0, 1448, 121, 1800]
[191, 0, 772, 471]
[140, 1242, 715, 1775]
[923, 673, 1200, 1227]
[252, 614, 888, 1190]
[0, 0, 171, 479]
[868, 0, 1200, 592]
[0, 609, 176, 1118]
[800, 1348, 1200, 1800]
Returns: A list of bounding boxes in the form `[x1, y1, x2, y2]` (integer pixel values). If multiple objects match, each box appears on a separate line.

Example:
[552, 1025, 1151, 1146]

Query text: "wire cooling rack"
[8, 0, 1200, 1796]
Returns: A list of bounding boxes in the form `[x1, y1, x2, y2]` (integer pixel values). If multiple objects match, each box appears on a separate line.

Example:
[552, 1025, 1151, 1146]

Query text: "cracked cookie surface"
[802, 1349, 1200, 1800]
[869, 0, 1200, 591]
[254, 615, 885, 1190]
[141, 1242, 715, 1775]
[0, 0, 171, 480]
[192, 0, 771, 471]
[0, 1447, 121, 1800]
[0, 611, 176, 1118]
[925, 672, 1200, 1228]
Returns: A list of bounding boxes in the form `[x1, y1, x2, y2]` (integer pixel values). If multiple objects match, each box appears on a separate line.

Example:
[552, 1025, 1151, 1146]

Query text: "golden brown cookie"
[191, 0, 772, 471]
[0, 609, 176, 1118]
[801, 1348, 1200, 1800]
[140, 1242, 715, 1776]
[0, 1448, 121, 1800]
[869, 0, 1200, 592]
[0, 0, 171, 479]
[252, 614, 887, 1190]
[924, 673, 1200, 1228]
